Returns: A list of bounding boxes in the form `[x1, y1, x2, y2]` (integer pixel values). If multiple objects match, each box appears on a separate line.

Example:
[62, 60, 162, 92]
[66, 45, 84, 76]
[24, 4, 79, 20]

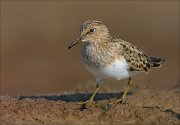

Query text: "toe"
[78, 100, 97, 109]
[108, 98, 127, 105]
[78, 100, 88, 105]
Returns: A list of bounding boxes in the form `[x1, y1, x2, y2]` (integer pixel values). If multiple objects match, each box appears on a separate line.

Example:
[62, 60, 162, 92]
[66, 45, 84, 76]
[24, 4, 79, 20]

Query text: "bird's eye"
[89, 28, 95, 33]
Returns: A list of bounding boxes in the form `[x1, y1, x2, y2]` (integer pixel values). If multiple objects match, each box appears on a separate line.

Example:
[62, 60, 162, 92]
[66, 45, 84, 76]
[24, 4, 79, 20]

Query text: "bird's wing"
[118, 39, 151, 72]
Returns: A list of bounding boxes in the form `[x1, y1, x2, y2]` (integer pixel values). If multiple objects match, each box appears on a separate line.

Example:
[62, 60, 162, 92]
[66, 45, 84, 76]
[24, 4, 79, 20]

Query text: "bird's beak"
[68, 35, 82, 49]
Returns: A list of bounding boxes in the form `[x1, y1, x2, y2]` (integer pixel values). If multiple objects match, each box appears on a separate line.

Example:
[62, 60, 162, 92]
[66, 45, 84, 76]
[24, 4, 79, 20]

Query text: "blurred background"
[1, 1, 179, 95]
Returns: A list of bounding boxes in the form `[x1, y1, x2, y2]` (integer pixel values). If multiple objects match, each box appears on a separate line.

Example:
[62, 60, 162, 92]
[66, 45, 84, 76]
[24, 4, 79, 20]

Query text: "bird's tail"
[146, 56, 165, 68]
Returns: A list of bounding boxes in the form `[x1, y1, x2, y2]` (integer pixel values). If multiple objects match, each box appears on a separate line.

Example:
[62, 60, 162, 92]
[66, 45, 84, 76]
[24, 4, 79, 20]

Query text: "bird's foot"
[78, 100, 97, 109]
[108, 97, 128, 105]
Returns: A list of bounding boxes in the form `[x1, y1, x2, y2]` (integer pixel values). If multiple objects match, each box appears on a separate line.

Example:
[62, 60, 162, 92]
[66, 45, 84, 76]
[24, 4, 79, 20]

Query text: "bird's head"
[68, 20, 110, 49]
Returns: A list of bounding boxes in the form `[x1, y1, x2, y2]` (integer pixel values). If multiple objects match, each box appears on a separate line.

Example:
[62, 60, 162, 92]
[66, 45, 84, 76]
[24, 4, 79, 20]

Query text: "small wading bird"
[68, 20, 164, 107]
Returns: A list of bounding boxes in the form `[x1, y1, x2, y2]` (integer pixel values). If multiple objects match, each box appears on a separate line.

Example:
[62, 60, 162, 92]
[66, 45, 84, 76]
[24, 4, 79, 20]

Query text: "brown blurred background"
[1, 1, 179, 95]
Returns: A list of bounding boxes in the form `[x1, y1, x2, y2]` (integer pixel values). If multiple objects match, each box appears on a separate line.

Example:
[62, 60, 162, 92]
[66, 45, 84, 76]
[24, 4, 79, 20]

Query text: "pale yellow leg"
[79, 83, 99, 106]
[89, 84, 99, 102]
[121, 78, 133, 102]
[110, 78, 133, 104]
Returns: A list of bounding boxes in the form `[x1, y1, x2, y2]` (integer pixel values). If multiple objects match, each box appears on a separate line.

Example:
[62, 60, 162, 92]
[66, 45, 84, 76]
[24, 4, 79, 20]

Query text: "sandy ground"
[1, 82, 180, 125]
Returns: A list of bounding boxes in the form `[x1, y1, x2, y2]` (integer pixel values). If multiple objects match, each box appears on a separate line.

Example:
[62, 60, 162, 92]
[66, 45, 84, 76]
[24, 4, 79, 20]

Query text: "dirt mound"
[1, 87, 180, 125]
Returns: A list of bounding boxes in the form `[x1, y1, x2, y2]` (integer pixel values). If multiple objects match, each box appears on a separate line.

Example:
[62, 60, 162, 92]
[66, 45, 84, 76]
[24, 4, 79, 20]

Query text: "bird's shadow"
[17, 92, 132, 102]
[16, 93, 180, 120]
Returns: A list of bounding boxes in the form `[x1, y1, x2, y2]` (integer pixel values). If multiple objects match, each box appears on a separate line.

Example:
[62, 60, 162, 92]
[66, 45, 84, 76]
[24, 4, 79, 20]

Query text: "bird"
[68, 20, 164, 107]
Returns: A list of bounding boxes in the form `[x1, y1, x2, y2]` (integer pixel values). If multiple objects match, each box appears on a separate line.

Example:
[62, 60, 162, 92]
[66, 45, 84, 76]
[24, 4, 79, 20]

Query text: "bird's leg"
[79, 79, 100, 107]
[121, 78, 133, 103]
[110, 78, 133, 104]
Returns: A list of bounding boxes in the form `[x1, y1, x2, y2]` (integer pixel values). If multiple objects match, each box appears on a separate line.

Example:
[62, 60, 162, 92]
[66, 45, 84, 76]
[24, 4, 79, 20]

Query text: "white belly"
[85, 59, 131, 80]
